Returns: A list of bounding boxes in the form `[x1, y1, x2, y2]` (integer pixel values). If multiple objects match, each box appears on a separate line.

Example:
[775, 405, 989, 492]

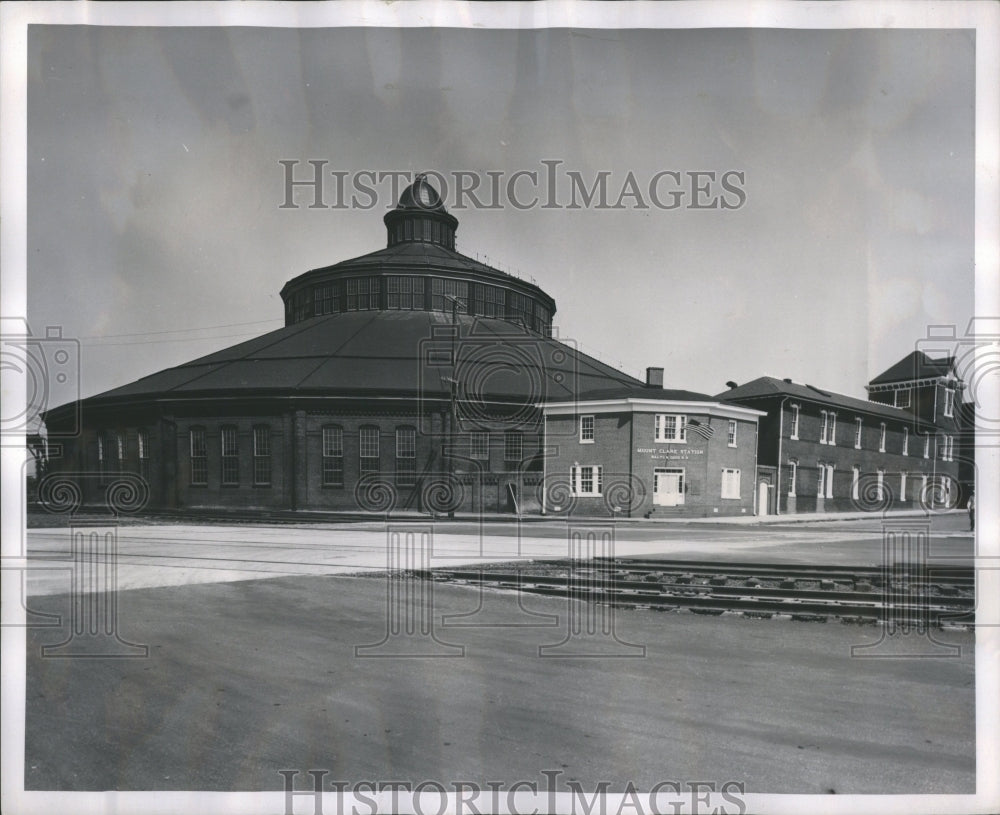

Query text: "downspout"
[628, 408, 634, 518]
[775, 396, 789, 516]
[752, 413, 760, 516]
[541, 410, 547, 515]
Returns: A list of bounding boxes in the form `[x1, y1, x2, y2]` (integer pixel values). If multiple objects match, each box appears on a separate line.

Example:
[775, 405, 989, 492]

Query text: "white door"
[654, 468, 685, 506]
[758, 481, 769, 516]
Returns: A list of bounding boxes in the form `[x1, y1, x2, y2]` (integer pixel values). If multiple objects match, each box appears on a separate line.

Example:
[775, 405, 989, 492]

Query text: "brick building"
[717, 352, 964, 515]
[539, 370, 764, 518]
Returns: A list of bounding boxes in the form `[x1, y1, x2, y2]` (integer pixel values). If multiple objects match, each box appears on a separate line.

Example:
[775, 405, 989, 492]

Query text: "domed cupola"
[384, 173, 459, 250]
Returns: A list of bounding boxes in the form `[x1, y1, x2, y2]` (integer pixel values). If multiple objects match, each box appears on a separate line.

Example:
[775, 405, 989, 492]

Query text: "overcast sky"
[26, 24, 975, 401]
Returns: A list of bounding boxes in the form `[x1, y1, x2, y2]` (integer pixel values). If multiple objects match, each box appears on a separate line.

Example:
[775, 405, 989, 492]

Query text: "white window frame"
[876, 469, 885, 501]
[900, 471, 907, 502]
[895, 388, 911, 408]
[923, 435, 930, 459]
[854, 417, 863, 449]
[655, 414, 687, 443]
[902, 427, 909, 456]
[788, 459, 797, 497]
[579, 415, 595, 444]
[571, 464, 603, 496]
[879, 423, 886, 453]
[721, 468, 741, 500]
[828, 412, 837, 446]
[817, 464, 826, 498]
[789, 404, 800, 440]
[851, 466, 860, 501]
[824, 464, 835, 499]
[944, 388, 955, 418]
[470, 431, 490, 460]
[820, 410, 829, 444]
[504, 431, 523, 462]
[727, 420, 737, 447]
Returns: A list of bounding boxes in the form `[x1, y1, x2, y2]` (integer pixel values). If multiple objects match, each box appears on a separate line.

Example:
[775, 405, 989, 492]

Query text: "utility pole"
[442, 294, 466, 519]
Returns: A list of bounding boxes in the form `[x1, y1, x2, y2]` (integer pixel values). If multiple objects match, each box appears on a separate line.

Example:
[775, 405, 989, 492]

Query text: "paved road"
[15, 514, 980, 797]
[22, 513, 975, 597]
[24, 574, 974, 794]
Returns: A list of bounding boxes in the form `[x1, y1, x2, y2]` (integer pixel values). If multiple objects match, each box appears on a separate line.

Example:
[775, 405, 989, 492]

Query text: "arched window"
[221, 425, 239, 485]
[137, 429, 150, 481]
[395, 426, 416, 486]
[359, 426, 380, 475]
[253, 425, 271, 486]
[189, 427, 208, 486]
[322, 425, 344, 487]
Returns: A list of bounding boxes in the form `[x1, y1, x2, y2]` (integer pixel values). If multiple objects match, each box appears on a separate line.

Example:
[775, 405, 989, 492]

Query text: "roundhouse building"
[42, 176, 657, 516]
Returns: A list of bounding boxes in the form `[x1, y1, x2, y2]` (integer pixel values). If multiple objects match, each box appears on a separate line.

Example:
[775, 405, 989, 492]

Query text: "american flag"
[685, 419, 715, 440]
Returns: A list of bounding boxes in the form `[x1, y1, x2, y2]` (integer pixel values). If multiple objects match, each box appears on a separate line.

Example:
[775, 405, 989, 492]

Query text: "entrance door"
[758, 481, 769, 516]
[654, 468, 685, 506]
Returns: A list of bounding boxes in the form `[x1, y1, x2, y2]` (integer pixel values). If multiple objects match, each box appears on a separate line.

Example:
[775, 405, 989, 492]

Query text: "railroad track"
[427, 558, 976, 627]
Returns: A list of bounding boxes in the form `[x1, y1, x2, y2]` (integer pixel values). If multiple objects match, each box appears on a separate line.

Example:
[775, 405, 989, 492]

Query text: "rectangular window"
[895, 388, 911, 408]
[789, 404, 800, 439]
[879, 423, 887, 452]
[941, 435, 954, 462]
[431, 278, 469, 312]
[828, 412, 836, 446]
[190, 428, 207, 486]
[944, 388, 955, 418]
[655, 414, 686, 443]
[360, 426, 380, 475]
[923, 435, 930, 459]
[825, 464, 834, 499]
[787, 460, 797, 497]
[580, 415, 595, 443]
[470, 431, 490, 461]
[902, 427, 909, 456]
[221, 426, 239, 485]
[920, 474, 928, 504]
[854, 417, 863, 449]
[851, 466, 860, 501]
[727, 420, 737, 447]
[504, 431, 523, 463]
[253, 426, 271, 486]
[322, 426, 344, 487]
[571, 465, 603, 496]
[396, 427, 416, 486]
[876, 469, 885, 501]
[900, 472, 907, 502]
[387, 276, 424, 310]
[820, 411, 829, 444]
[721, 468, 741, 500]
[137, 429, 150, 481]
[817, 464, 826, 498]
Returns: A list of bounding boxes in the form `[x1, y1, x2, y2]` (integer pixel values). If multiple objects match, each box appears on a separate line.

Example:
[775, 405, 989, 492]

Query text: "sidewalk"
[29, 505, 962, 528]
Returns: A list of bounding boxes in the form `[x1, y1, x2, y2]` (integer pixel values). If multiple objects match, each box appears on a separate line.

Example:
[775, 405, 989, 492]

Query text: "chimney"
[726, 381, 738, 390]
[783, 378, 793, 383]
[646, 367, 664, 388]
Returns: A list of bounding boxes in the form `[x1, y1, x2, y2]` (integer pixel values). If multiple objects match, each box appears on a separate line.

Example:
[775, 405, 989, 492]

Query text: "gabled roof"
[869, 351, 955, 386]
[715, 376, 935, 427]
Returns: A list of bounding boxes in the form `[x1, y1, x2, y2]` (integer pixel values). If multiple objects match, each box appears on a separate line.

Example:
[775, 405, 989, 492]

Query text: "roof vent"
[783, 378, 793, 384]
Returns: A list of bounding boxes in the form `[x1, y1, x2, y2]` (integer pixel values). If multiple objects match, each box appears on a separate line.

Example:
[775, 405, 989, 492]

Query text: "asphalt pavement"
[16, 513, 980, 796]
